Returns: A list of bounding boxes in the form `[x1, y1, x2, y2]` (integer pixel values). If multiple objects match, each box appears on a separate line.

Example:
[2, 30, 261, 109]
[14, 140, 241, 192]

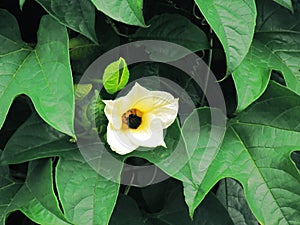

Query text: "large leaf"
[17, 185, 71, 225]
[56, 150, 121, 225]
[132, 13, 208, 62]
[0, 115, 121, 225]
[6, 159, 71, 225]
[255, 0, 300, 95]
[110, 181, 234, 225]
[148, 185, 234, 225]
[35, 0, 97, 43]
[90, 0, 146, 27]
[0, 10, 75, 137]
[0, 114, 76, 165]
[25, 159, 69, 223]
[194, 0, 257, 74]
[181, 82, 300, 224]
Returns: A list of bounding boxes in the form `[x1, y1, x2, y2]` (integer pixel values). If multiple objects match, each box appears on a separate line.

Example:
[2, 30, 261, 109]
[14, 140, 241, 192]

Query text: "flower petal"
[103, 83, 151, 129]
[133, 90, 179, 128]
[106, 123, 138, 155]
[128, 115, 166, 148]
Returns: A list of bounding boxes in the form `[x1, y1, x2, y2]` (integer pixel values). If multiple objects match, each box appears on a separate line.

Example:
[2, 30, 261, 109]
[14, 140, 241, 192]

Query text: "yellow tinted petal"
[128, 115, 166, 148]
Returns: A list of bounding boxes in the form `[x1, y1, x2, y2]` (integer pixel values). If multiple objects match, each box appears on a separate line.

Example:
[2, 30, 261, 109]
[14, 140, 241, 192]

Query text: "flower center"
[122, 109, 142, 129]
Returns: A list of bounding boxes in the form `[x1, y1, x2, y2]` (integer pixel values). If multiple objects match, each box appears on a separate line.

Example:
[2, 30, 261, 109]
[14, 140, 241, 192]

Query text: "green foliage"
[103, 57, 129, 94]
[35, 0, 98, 43]
[194, 0, 257, 74]
[132, 13, 209, 61]
[1, 0, 300, 224]
[90, 0, 146, 27]
[0, 10, 74, 137]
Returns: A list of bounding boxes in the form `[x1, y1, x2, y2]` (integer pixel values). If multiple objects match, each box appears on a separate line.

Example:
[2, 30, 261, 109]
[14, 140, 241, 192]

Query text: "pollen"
[122, 109, 142, 129]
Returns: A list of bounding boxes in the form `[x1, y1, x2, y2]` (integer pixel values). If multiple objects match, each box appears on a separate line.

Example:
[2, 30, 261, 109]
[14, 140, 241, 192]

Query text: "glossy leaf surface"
[0, 10, 75, 137]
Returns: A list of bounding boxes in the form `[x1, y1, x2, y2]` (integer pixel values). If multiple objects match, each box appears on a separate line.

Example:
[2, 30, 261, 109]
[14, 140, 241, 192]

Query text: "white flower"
[103, 83, 179, 155]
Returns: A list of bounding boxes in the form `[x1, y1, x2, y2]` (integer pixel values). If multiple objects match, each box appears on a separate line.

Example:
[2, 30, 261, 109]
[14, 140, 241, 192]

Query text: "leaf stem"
[124, 172, 135, 195]
[106, 18, 129, 38]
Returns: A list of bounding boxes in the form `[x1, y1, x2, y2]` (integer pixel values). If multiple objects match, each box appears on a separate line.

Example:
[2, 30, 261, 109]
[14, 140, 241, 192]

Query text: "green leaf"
[217, 178, 257, 225]
[232, 40, 271, 112]
[0, 115, 121, 225]
[256, 0, 300, 95]
[132, 13, 209, 62]
[129, 119, 192, 182]
[0, 150, 23, 225]
[110, 194, 151, 225]
[74, 84, 93, 101]
[69, 35, 101, 61]
[0, 10, 75, 137]
[1, 114, 76, 165]
[35, 0, 97, 43]
[19, 0, 26, 10]
[273, 0, 294, 13]
[56, 150, 121, 225]
[194, 0, 257, 74]
[0, 156, 70, 225]
[103, 57, 129, 94]
[181, 82, 300, 224]
[90, 0, 146, 27]
[111, 181, 234, 225]
[25, 159, 69, 223]
[149, 185, 234, 225]
[10, 185, 71, 225]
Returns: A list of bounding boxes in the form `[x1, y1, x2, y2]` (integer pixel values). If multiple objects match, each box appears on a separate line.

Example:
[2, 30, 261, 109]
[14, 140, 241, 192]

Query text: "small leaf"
[194, 0, 257, 74]
[35, 0, 97, 43]
[217, 178, 258, 225]
[0, 10, 75, 137]
[90, 0, 146, 27]
[103, 57, 129, 94]
[74, 84, 93, 101]
[132, 13, 209, 62]
[19, 0, 26, 10]
[273, 0, 294, 13]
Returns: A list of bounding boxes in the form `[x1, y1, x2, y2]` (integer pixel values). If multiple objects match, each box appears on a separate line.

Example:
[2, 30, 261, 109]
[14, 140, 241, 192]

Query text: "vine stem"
[200, 27, 213, 106]
[124, 172, 135, 195]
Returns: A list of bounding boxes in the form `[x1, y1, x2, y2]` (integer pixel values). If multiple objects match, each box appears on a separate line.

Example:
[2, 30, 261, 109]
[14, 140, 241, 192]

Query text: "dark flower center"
[127, 114, 142, 129]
